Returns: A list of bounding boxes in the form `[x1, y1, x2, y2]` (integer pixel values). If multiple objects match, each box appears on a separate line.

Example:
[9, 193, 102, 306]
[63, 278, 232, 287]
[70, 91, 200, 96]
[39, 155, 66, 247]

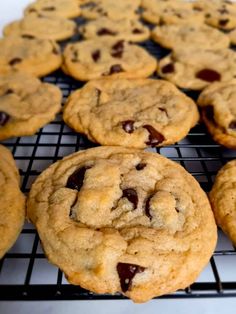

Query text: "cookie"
[63, 78, 199, 148]
[209, 160, 236, 246]
[151, 23, 230, 50]
[0, 145, 25, 259]
[158, 48, 236, 90]
[228, 28, 236, 45]
[80, 0, 140, 20]
[0, 73, 62, 140]
[27, 146, 217, 302]
[197, 80, 236, 149]
[79, 17, 150, 42]
[25, 0, 81, 19]
[3, 14, 77, 42]
[62, 39, 157, 81]
[141, 0, 204, 25]
[0, 36, 62, 77]
[193, 0, 236, 30]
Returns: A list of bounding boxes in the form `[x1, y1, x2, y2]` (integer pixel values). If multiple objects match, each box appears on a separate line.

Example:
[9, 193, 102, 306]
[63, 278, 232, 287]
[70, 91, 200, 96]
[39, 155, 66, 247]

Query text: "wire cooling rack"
[0, 37, 236, 301]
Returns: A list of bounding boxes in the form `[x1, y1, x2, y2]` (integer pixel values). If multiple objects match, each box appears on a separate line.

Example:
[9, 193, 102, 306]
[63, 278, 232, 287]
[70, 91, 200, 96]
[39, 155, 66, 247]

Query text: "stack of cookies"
[1, 0, 236, 303]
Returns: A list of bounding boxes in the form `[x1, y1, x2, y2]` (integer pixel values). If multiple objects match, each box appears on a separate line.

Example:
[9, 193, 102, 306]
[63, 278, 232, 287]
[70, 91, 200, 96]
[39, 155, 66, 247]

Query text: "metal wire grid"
[0, 38, 236, 300]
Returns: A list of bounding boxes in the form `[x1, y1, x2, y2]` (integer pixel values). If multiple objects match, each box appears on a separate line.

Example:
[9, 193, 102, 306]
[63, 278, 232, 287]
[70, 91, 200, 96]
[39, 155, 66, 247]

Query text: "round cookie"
[158, 48, 236, 90]
[63, 78, 199, 148]
[24, 0, 81, 19]
[197, 80, 236, 149]
[3, 15, 77, 42]
[62, 39, 157, 81]
[79, 17, 150, 42]
[0, 73, 62, 140]
[141, 0, 204, 25]
[193, 0, 236, 30]
[27, 146, 217, 303]
[209, 160, 236, 246]
[151, 23, 230, 50]
[0, 36, 62, 77]
[0, 145, 25, 259]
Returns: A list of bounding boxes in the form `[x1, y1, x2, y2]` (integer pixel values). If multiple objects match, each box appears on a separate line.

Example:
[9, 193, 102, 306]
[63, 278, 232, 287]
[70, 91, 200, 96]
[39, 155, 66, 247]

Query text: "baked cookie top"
[0, 73, 62, 140]
[0, 36, 62, 77]
[0, 144, 25, 259]
[63, 78, 199, 148]
[80, 0, 140, 20]
[209, 160, 236, 245]
[151, 23, 230, 50]
[193, 0, 236, 30]
[3, 14, 77, 41]
[79, 17, 150, 42]
[141, 0, 204, 25]
[158, 48, 236, 90]
[24, 0, 81, 19]
[27, 146, 217, 302]
[197, 80, 236, 149]
[62, 39, 157, 81]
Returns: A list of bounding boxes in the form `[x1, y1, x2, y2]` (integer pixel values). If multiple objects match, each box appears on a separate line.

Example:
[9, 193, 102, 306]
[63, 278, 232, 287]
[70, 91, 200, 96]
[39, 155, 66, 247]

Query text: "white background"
[0, 0, 236, 313]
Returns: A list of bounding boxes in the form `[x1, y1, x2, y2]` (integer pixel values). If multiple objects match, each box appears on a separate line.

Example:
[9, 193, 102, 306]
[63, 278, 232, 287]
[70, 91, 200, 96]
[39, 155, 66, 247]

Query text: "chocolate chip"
[111, 40, 124, 58]
[92, 49, 101, 62]
[117, 263, 145, 293]
[143, 125, 165, 147]
[42, 6, 55, 11]
[95, 88, 101, 106]
[161, 63, 175, 74]
[122, 188, 138, 209]
[122, 120, 135, 133]
[145, 195, 152, 219]
[136, 163, 146, 171]
[219, 19, 229, 26]
[229, 120, 236, 129]
[9, 58, 22, 66]
[205, 13, 211, 18]
[97, 28, 117, 36]
[218, 8, 229, 14]
[71, 50, 78, 62]
[109, 64, 124, 74]
[0, 111, 10, 126]
[66, 166, 91, 191]
[21, 34, 35, 39]
[28, 8, 36, 13]
[196, 69, 221, 82]
[132, 28, 143, 34]
[80, 1, 96, 9]
[193, 7, 203, 11]
[5, 89, 13, 95]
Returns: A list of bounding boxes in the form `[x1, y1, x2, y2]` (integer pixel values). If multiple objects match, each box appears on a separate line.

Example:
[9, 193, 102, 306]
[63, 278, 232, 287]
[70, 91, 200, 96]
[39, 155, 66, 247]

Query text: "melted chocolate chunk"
[229, 120, 236, 129]
[9, 58, 22, 66]
[162, 63, 175, 74]
[4, 89, 13, 95]
[196, 69, 221, 82]
[92, 49, 101, 62]
[132, 28, 143, 34]
[71, 50, 78, 62]
[111, 40, 124, 58]
[219, 19, 229, 26]
[205, 13, 211, 18]
[0, 111, 10, 126]
[97, 28, 117, 36]
[21, 34, 35, 39]
[122, 188, 138, 209]
[143, 125, 165, 147]
[42, 6, 55, 11]
[117, 263, 145, 293]
[66, 166, 91, 191]
[136, 163, 146, 171]
[109, 64, 124, 74]
[122, 120, 135, 133]
[145, 195, 152, 219]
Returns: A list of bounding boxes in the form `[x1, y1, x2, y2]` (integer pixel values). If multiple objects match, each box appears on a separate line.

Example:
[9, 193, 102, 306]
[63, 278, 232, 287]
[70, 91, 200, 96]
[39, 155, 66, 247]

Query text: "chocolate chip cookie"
[25, 0, 81, 19]
[0, 73, 62, 140]
[27, 146, 217, 302]
[142, 0, 204, 25]
[63, 78, 199, 148]
[151, 23, 230, 50]
[209, 160, 236, 246]
[197, 80, 236, 149]
[79, 17, 150, 42]
[158, 48, 236, 90]
[62, 39, 157, 81]
[3, 14, 77, 41]
[0, 36, 62, 77]
[0, 144, 25, 259]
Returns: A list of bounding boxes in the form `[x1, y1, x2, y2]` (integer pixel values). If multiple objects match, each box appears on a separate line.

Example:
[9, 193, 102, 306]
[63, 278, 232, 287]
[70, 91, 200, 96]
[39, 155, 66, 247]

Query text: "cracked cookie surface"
[62, 39, 157, 81]
[63, 78, 199, 148]
[27, 146, 217, 302]
[0, 73, 62, 140]
[197, 80, 236, 149]
[0, 145, 25, 259]
[209, 160, 236, 246]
